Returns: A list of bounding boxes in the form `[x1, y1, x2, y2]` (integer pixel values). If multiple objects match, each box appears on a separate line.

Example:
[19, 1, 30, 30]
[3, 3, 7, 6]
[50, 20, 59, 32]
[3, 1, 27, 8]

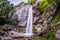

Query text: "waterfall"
[24, 5, 33, 37]
[10, 5, 33, 37]
[26, 5, 33, 33]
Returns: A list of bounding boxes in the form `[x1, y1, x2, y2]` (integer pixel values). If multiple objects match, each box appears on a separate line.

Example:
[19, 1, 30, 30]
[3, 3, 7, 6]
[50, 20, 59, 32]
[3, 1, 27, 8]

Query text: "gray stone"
[1, 36, 12, 40]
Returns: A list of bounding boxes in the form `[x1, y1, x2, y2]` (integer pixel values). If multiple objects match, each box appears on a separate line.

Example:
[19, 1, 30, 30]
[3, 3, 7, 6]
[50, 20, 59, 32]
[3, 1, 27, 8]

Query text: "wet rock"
[11, 4, 29, 26]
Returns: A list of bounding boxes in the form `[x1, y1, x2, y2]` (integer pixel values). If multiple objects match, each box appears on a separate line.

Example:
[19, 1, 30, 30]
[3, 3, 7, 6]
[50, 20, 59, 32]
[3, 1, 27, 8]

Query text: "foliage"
[48, 32, 57, 40]
[40, 36, 48, 40]
[39, 0, 56, 15]
[51, 0, 60, 24]
[56, 24, 60, 29]
[0, 0, 16, 24]
[28, 0, 36, 5]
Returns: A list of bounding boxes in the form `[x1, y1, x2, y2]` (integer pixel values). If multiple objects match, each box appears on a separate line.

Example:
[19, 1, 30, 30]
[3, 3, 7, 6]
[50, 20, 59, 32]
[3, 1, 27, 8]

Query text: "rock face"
[11, 4, 29, 26]
[33, 6, 42, 24]
[10, 3, 43, 26]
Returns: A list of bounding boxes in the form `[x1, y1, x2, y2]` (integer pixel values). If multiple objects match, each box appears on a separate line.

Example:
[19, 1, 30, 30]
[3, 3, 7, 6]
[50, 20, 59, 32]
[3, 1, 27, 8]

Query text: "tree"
[28, 0, 36, 5]
[0, 0, 16, 24]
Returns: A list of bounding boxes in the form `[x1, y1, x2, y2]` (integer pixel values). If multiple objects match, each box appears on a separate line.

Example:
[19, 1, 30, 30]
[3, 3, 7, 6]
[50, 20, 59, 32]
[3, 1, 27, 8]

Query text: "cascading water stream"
[25, 5, 33, 36]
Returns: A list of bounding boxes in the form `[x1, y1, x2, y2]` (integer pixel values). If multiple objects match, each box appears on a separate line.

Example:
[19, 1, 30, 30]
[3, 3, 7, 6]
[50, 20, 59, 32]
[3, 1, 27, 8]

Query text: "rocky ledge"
[0, 24, 33, 40]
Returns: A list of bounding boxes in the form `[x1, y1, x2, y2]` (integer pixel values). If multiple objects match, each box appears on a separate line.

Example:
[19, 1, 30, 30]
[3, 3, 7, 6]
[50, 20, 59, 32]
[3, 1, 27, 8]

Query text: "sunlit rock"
[34, 24, 45, 35]
[56, 29, 60, 40]
[56, 21, 60, 25]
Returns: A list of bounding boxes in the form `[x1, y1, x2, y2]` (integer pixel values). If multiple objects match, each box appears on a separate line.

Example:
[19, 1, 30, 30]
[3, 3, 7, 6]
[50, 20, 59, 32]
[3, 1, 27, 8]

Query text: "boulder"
[1, 36, 12, 40]
[56, 29, 60, 40]
[3, 24, 12, 31]
[56, 21, 60, 25]
[33, 24, 46, 35]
